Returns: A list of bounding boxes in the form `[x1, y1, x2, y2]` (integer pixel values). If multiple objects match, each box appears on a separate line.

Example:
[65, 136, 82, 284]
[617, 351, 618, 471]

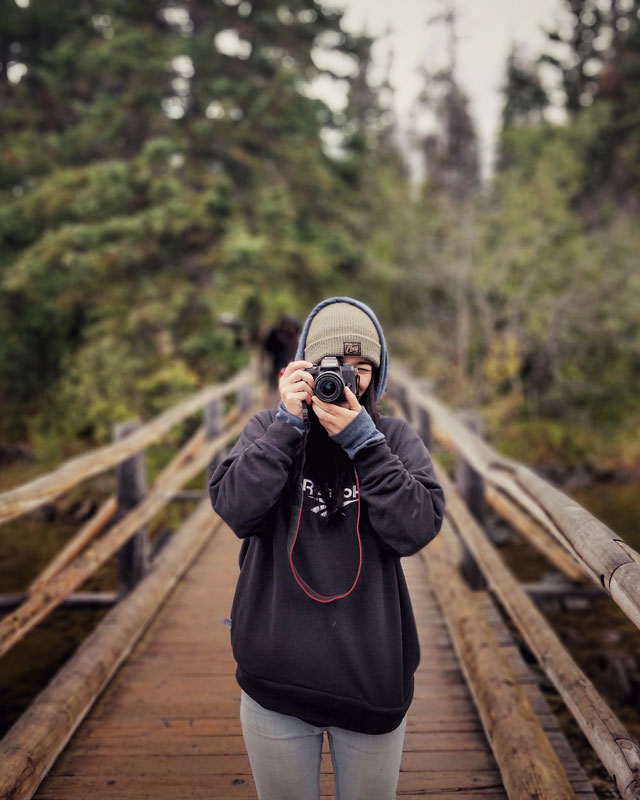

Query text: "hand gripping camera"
[309, 357, 359, 403]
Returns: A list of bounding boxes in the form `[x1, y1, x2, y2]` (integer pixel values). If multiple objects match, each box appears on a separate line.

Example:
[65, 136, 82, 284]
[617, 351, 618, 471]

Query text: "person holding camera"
[209, 297, 445, 800]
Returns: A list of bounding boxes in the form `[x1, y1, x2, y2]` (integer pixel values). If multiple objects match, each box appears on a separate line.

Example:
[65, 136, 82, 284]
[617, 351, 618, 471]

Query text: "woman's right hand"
[279, 360, 314, 418]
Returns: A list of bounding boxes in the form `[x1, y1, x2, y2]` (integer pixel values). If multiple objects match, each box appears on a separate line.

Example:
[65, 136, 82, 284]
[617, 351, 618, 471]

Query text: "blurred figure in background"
[263, 316, 301, 389]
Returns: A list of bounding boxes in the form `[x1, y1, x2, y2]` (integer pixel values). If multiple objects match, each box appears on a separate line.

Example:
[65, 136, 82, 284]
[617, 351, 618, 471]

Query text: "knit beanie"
[303, 302, 381, 367]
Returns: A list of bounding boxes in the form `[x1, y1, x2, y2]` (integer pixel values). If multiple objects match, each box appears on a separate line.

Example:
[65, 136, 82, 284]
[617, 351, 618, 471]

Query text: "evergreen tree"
[501, 47, 550, 128]
[410, 1, 479, 202]
[0, 0, 389, 450]
[592, 0, 640, 205]
[542, 0, 607, 113]
[496, 47, 550, 175]
[541, 0, 640, 207]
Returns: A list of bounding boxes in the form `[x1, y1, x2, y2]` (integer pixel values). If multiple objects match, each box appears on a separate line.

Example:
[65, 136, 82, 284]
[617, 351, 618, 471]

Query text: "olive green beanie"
[303, 302, 381, 367]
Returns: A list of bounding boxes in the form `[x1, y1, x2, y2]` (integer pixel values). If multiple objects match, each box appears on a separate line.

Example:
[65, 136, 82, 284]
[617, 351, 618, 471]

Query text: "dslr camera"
[309, 357, 359, 403]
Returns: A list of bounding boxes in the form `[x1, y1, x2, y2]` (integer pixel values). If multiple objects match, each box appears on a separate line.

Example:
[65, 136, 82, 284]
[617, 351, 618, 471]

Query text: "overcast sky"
[331, 0, 567, 176]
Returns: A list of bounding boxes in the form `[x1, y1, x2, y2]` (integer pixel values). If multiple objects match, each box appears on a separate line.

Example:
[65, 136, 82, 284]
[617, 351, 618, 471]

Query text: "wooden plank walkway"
[34, 522, 598, 799]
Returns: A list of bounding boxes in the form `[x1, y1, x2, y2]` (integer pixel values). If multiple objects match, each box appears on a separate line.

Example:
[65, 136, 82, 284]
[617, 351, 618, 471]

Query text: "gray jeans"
[240, 690, 406, 800]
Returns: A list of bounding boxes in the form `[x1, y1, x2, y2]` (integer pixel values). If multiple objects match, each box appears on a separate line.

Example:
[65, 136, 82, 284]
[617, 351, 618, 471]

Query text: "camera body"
[309, 356, 359, 403]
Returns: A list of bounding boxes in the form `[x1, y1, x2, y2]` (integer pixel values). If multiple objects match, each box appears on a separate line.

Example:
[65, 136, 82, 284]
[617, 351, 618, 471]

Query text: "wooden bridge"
[0, 362, 639, 800]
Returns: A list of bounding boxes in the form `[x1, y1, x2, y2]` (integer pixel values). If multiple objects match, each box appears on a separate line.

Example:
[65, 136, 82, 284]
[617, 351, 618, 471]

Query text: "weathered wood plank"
[0, 501, 224, 800]
[40, 749, 512, 776]
[485, 484, 587, 583]
[390, 369, 640, 637]
[435, 462, 640, 800]
[0, 367, 253, 525]
[30, 519, 598, 800]
[0, 410, 254, 659]
[421, 520, 577, 799]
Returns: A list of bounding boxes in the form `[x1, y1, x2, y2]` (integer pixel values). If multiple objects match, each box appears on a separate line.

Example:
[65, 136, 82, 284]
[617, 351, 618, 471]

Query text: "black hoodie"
[209, 300, 445, 734]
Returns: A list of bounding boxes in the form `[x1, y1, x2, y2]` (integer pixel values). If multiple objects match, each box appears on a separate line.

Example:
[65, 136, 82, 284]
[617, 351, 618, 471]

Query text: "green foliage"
[541, 0, 608, 113]
[1, 0, 640, 476]
[540, 0, 640, 209]
[500, 47, 549, 132]
[0, 0, 395, 458]
[379, 10, 640, 471]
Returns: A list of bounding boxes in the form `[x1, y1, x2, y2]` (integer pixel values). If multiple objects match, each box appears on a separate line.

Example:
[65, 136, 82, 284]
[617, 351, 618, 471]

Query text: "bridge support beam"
[114, 420, 149, 597]
[455, 412, 488, 591]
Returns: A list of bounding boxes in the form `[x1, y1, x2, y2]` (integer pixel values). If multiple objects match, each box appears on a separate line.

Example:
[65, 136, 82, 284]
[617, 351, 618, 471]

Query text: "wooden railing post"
[238, 383, 254, 414]
[114, 421, 149, 596]
[390, 382, 412, 423]
[455, 411, 487, 590]
[416, 406, 433, 452]
[205, 397, 224, 489]
[456, 412, 486, 524]
[414, 380, 434, 451]
[204, 397, 223, 441]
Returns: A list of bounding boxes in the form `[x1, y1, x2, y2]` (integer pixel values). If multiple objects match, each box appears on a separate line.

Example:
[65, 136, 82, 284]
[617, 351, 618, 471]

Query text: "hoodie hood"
[295, 297, 388, 399]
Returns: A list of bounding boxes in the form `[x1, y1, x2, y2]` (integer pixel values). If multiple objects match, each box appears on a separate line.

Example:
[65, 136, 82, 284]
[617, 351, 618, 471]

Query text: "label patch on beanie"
[344, 342, 361, 356]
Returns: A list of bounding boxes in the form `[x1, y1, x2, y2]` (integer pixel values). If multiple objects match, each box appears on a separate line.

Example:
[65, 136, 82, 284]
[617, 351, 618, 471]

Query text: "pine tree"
[542, 0, 607, 113]
[410, 1, 479, 202]
[593, 0, 640, 205]
[496, 46, 550, 174]
[501, 46, 549, 129]
[0, 0, 390, 449]
[540, 0, 640, 206]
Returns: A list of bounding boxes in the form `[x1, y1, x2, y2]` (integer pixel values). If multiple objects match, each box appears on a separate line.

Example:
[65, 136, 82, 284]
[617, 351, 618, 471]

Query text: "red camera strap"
[287, 468, 363, 603]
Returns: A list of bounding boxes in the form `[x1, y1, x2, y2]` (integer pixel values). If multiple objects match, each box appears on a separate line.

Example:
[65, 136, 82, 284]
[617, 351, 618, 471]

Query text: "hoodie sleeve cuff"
[275, 401, 306, 436]
[331, 409, 385, 459]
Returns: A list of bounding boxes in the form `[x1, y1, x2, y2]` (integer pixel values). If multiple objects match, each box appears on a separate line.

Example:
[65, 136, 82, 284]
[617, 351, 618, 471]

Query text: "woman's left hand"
[311, 386, 362, 435]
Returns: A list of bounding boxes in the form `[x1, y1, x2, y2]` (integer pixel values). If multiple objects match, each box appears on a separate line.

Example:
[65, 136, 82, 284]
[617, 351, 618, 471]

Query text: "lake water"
[571, 480, 640, 550]
[0, 510, 116, 737]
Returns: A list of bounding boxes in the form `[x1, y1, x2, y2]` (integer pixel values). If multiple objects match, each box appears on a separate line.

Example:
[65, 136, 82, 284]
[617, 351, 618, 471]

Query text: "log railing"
[422, 514, 577, 799]
[389, 368, 640, 800]
[390, 368, 640, 629]
[0, 367, 251, 525]
[0, 363, 259, 800]
[1, 360, 639, 800]
[0, 363, 257, 655]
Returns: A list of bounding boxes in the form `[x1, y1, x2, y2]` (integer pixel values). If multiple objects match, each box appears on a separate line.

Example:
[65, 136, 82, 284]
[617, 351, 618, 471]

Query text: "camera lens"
[315, 374, 344, 403]
[322, 379, 337, 395]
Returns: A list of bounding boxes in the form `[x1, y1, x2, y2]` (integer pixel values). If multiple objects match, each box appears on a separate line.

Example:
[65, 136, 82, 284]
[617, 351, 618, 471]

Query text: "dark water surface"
[571, 480, 640, 551]
[0, 511, 116, 737]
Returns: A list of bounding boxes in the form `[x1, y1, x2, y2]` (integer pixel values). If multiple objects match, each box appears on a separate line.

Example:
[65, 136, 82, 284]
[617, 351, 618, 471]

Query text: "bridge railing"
[0, 362, 260, 800]
[0, 366, 254, 525]
[0, 363, 259, 654]
[1, 361, 639, 800]
[389, 367, 640, 800]
[389, 367, 640, 626]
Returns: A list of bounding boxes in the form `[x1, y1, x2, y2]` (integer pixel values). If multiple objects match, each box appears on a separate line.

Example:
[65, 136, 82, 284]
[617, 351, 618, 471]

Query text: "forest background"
[1, 0, 639, 482]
